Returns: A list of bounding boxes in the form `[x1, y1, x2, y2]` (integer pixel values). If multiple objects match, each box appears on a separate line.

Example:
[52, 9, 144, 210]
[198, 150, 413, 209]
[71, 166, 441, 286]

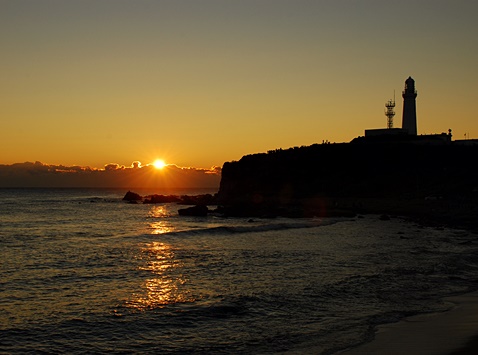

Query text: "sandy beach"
[341, 291, 478, 355]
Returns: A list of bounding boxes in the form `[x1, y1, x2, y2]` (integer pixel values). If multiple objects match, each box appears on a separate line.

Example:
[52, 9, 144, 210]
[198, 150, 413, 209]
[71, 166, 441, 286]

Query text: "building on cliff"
[362, 76, 452, 144]
[217, 77, 476, 212]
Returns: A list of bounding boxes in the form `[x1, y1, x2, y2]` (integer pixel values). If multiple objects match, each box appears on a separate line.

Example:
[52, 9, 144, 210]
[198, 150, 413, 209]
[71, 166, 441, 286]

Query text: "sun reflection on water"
[148, 206, 175, 234]
[126, 242, 194, 311]
[150, 221, 174, 234]
[148, 205, 170, 218]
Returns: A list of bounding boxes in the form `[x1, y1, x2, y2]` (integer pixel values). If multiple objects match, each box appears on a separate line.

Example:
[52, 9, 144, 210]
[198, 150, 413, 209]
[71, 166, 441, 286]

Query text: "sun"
[153, 159, 166, 169]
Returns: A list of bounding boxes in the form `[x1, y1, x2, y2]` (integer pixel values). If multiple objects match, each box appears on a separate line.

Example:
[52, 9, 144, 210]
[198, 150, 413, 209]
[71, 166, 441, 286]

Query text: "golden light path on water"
[126, 206, 194, 311]
[148, 206, 174, 235]
[127, 242, 194, 311]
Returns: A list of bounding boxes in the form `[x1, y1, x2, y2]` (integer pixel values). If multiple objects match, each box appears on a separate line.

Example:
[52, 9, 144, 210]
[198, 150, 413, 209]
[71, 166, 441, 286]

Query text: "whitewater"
[1, 188, 478, 354]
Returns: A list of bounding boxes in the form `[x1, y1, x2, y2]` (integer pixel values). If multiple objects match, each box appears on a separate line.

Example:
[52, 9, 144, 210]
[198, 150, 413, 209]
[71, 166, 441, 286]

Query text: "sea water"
[1, 188, 478, 354]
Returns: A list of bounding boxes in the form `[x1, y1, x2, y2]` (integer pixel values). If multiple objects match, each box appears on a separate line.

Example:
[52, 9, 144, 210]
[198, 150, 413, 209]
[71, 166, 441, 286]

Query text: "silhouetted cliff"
[216, 142, 478, 223]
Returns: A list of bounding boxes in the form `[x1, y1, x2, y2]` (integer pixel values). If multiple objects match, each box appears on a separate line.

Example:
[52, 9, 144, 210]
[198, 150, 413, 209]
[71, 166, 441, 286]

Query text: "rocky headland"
[215, 141, 478, 231]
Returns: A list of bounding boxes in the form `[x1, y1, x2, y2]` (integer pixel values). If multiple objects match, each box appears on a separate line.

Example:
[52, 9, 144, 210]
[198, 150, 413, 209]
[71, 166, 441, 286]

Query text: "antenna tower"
[385, 93, 395, 129]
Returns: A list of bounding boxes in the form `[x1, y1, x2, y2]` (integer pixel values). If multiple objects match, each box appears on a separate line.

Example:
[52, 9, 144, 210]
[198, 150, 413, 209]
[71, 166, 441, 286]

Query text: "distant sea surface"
[2, 188, 478, 354]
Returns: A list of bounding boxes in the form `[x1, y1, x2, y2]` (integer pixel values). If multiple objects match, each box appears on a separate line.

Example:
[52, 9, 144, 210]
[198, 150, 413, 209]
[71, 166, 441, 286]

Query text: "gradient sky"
[2, 0, 477, 170]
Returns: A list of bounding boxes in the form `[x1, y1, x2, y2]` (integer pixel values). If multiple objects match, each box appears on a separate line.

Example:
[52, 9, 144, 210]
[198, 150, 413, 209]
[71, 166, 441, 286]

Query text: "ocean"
[1, 188, 478, 354]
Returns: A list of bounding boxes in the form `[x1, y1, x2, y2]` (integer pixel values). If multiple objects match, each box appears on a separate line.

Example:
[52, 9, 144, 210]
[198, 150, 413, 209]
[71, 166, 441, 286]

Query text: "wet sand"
[341, 291, 478, 355]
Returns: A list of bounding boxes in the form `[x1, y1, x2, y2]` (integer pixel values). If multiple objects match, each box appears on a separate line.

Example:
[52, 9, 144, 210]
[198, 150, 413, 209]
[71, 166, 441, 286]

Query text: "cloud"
[104, 163, 124, 171]
[0, 161, 221, 188]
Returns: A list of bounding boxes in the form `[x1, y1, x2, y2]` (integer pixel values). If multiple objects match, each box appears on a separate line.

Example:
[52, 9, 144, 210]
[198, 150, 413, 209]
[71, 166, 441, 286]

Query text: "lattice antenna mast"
[385, 91, 396, 129]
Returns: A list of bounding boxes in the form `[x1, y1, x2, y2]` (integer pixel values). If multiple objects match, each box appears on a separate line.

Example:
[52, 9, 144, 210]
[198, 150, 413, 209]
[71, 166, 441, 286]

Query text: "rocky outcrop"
[122, 192, 217, 206]
[178, 205, 209, 217]
[216, 142, 478, 219]
[122, 191, 142, 202]
[122, 191, 217, 217]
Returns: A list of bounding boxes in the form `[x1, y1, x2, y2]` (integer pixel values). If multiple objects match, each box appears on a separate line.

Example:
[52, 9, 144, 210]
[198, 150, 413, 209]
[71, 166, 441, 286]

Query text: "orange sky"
[0, 161, 221, 189]
[1, 0, 477, 177]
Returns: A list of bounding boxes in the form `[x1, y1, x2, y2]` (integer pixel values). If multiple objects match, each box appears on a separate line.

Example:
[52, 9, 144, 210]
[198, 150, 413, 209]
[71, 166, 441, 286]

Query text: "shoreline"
[215, 195, 478, 234]
[308, 196, 478, 233]
[340, 290, 478, 355]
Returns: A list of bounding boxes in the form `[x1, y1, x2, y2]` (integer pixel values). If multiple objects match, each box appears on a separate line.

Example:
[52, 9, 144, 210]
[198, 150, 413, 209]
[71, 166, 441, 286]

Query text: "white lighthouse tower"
[402, 76, 417, 135]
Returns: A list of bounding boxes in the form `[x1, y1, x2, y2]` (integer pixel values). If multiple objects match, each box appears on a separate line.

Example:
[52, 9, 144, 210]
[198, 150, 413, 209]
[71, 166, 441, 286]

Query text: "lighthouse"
[402, 76, 417, 135]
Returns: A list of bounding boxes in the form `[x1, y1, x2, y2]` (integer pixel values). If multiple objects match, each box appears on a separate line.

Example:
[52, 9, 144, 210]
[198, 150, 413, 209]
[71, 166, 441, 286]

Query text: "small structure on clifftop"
[363, 76, 451, 144]
[385, 97, 395, 129]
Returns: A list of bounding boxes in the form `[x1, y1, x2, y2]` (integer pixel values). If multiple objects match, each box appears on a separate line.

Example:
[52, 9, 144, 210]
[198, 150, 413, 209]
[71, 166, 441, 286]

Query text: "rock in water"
[178, 205, 209, 217]
[122, 191, 142, 202]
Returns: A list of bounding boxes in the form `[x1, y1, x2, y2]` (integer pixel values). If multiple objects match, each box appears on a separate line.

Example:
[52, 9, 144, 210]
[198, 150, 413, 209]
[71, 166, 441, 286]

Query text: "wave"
[142, 217, 348, 238]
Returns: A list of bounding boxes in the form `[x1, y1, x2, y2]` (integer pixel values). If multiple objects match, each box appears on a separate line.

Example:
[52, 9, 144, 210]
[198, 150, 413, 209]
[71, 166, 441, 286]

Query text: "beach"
[342, 291, 478, 355]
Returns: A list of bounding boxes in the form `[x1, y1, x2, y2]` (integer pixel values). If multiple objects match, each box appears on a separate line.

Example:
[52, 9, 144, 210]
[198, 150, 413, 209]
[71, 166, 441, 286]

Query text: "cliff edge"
[216, 142, 478, 229]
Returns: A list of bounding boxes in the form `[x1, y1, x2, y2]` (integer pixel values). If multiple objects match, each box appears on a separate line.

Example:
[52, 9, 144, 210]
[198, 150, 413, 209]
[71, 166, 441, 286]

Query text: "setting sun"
[153, 160, 166, 169]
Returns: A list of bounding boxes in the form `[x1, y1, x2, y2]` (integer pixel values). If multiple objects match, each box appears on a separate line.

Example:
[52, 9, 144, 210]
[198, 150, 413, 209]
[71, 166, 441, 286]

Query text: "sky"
[1, 0, 477, 186]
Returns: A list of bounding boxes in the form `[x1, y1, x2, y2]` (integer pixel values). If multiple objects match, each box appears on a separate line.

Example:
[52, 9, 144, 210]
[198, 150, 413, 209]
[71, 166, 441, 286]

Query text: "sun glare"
[153, 159, 166, 169]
